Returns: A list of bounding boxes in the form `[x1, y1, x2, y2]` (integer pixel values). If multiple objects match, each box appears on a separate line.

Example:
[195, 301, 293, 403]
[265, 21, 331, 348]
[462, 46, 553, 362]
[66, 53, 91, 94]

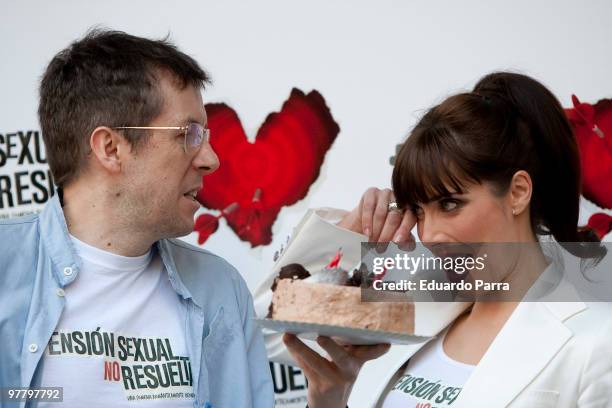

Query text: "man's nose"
[192, 143, 220, 175]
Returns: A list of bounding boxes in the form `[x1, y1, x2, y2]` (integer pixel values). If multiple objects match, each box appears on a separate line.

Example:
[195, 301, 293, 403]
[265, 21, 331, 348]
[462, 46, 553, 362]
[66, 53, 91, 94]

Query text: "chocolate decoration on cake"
[270, 263, 312, 292]
[346, 269, 362, 287]
[266, 300, 274, 318]
[347, 263, 376, 287]
[279, 263, 311, 280]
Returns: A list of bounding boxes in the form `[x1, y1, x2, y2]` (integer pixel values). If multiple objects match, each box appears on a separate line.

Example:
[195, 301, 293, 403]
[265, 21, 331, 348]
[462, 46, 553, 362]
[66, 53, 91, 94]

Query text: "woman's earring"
[512, 208, 516, 216]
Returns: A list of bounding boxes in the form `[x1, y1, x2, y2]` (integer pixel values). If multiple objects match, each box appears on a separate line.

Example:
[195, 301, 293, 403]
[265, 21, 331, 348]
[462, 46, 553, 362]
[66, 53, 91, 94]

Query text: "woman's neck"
[468, 241, 549, 323]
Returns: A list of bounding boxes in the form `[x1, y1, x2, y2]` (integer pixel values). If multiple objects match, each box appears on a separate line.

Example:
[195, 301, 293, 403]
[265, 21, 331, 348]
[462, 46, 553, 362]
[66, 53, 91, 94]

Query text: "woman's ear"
[509, 170, 532, 216]
[89, 126, 129, 174]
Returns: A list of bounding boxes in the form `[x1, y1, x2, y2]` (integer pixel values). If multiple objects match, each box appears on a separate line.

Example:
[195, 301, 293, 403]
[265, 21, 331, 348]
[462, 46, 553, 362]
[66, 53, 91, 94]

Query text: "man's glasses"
[112, 123, 210, 153]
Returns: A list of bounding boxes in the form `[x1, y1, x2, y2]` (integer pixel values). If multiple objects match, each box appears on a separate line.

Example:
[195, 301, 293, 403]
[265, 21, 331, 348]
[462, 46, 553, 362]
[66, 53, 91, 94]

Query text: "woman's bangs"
[392, 127, 477, 210]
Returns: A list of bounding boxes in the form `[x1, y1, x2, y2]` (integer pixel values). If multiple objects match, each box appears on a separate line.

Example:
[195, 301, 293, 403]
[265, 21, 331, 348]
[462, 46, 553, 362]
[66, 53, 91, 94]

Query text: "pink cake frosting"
[270, 278, 414, 334]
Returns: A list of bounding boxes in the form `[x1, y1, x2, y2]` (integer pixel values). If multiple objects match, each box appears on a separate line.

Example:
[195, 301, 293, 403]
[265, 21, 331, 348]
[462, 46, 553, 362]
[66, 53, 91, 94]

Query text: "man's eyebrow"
[182, 116, 206, 126]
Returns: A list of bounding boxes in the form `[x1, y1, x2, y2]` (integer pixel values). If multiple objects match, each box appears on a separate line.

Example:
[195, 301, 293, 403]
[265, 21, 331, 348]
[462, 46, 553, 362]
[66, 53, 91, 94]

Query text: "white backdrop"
[1, 1, 611, 405]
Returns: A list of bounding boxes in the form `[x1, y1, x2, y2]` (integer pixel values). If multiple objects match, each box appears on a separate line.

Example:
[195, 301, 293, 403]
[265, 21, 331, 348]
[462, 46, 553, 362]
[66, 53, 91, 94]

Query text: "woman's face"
[412, 181, 516, 244]
[412, 181, 531, 291]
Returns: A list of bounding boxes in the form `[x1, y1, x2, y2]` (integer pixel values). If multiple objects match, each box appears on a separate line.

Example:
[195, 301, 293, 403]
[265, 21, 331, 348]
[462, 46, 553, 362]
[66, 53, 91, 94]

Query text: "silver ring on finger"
[388, 201, 401, 212]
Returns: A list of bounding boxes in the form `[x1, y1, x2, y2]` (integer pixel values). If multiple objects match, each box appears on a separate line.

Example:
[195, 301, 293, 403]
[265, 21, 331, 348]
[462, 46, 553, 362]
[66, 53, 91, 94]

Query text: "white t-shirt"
[382, 329, 475, 408]
[38, 236, 195, 407]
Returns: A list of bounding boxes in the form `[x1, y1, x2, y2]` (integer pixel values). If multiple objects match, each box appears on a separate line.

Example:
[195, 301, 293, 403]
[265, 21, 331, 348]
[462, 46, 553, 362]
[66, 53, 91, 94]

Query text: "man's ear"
[509, 170, 532, 216]
[89, 126, 130, 174]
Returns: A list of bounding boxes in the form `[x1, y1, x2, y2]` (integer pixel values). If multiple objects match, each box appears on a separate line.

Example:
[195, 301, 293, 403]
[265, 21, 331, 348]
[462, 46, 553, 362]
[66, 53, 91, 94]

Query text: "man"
[0, 29, 412, 408]
[0, 29, 271, 408]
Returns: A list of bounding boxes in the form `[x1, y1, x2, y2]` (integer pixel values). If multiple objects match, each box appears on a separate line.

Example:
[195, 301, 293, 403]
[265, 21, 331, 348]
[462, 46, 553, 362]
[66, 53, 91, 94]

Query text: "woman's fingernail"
[393, 233, 402, 243]
[364, 227, 371, 239]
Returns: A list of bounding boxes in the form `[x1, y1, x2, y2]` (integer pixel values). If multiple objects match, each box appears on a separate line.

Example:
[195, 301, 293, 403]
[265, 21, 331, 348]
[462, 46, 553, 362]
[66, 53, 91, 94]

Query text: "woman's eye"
[440, 199, 460, 212]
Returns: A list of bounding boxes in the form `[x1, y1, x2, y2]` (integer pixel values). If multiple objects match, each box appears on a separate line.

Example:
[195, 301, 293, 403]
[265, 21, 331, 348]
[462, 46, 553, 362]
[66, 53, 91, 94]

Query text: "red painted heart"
[194, 213, 219, 245]
[587, 213, 612, 239]
[196, 89, 339, 247]
[565, 95, 612, 209]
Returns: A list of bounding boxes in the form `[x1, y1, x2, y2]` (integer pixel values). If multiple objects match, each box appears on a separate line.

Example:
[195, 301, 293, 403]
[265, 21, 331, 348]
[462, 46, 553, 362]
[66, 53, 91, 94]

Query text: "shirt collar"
[39, 193, 81, 287]
[156, 239, 199, 306]
[39, 192, 197, 305]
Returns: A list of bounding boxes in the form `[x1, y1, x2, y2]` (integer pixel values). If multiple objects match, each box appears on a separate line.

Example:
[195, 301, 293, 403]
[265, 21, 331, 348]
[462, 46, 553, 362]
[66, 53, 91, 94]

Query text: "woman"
[282, 72, 612, 407]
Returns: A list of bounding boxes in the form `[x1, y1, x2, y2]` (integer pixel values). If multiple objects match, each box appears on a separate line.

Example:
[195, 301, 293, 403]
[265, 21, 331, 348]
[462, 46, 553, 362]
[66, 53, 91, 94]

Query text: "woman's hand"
[283, 333, 390, 408]
[337, 187, 416, 243]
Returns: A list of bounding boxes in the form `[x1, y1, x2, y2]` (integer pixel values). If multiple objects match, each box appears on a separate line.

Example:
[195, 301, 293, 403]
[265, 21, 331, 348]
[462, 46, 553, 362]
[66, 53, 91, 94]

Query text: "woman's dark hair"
[39, 28, 210, 188]
[392, 72, 604, 259]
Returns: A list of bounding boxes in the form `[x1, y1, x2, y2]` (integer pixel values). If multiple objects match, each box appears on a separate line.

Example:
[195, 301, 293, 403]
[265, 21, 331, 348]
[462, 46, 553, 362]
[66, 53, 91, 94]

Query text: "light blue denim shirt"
[0, 194, 273, 408]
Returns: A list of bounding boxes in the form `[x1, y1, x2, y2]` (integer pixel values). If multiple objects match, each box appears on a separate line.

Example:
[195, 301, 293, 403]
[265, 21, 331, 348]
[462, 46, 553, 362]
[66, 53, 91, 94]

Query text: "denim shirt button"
[28, 343, 38, 353]
[63, 267, 73, 276]
[56, 288, 65, 297]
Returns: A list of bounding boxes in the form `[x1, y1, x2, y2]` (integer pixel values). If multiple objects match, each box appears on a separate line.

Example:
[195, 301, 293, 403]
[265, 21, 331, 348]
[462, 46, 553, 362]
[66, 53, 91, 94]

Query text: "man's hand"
[283, 334, 390, 408]
[337, 187, 416, 243]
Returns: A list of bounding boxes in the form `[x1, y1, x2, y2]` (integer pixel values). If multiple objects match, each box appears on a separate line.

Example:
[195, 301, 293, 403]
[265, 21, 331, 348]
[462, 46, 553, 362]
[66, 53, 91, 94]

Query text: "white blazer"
[255, 210, 612, 407]
[353, 297, 612, 407]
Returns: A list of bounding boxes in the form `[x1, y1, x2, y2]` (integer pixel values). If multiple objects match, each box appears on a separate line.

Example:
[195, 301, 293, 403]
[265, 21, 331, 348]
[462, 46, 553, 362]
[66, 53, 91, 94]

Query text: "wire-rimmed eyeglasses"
[112, 123, 210, 153]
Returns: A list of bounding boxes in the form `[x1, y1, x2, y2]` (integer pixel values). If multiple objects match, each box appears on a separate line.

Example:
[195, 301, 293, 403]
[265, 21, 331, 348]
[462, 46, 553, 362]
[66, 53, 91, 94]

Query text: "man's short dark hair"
[38, 28, 211, 188]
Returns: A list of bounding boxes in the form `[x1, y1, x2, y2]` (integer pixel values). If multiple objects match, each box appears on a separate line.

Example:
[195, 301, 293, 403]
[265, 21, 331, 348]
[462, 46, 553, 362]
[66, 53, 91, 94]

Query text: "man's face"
[120, 73, 219, 239]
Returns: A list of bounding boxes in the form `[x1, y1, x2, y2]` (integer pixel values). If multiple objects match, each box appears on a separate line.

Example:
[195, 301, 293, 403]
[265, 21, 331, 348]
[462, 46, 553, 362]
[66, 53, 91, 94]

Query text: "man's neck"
[61, 182, 155, 257]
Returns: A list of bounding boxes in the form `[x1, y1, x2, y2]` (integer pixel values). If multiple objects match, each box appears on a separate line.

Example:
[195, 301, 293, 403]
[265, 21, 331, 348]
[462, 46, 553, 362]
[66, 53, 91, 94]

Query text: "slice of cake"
[268, 252, 414, 335]
[271, 279, 414, 334]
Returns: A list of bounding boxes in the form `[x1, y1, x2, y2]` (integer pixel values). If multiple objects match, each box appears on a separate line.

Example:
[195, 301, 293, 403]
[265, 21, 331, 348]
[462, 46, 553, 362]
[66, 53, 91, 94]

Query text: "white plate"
[255, 318, 432, 345]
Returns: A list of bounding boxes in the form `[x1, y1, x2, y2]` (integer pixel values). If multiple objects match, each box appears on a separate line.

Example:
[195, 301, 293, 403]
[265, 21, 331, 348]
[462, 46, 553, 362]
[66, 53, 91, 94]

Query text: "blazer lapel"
[455, 300, 583, 407]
